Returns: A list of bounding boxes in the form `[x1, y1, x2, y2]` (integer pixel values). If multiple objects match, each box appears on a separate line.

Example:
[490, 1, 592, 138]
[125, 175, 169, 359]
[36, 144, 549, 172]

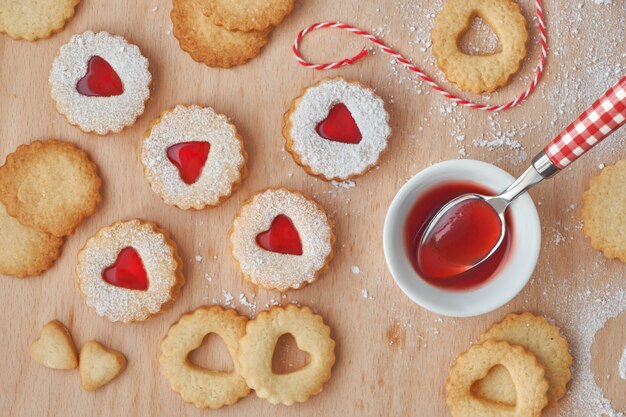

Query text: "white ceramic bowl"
[383, 160, 541, 317]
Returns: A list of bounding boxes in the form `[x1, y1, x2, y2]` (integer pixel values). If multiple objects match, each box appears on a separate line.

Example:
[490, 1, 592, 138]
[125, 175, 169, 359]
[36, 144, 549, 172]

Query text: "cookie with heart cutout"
[49, 31, 151, 135]
[229, 188, 334, 291]
[76, 219, 184, 323]
[79, 341, 126, 391]
[141, 105, 248, 210]
[0, 0, 80, 41]
[283, 78, 391, 181]
[171, 0, 270, 68]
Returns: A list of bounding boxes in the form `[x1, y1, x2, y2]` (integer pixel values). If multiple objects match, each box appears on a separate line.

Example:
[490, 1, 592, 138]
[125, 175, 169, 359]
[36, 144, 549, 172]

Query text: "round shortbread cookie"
[283, 78, 391, 181]
[229, 188, 334, 291]
[202, 0, 296, 32]
[0, 0, 80, 41]
[446, 340, 549, 417]
[141, 105, 248, 210]
[431, 0, 528, 94]
[0, 202, 64, 278]
[582, 160, 626, 263]
[0, 139, 101, 237]
[76, 220, 184, 323]
[474, 312, 572, 407]
[160, 306, 250, 409]
[172, 0, 270, 68]
[49, 31, 151, 135]
[238, 305, 336, 405]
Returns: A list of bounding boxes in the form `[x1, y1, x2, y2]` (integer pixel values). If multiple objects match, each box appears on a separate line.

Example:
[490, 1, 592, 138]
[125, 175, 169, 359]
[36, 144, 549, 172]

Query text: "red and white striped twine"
[292, 0, 548, 112]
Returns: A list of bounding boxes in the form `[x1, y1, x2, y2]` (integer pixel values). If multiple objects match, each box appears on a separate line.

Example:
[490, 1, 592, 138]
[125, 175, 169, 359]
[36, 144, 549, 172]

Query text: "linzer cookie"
[76, 220, 184, 323]
[0, 140, 101, 237]
[141, 105, 247, 210]
[431, 0, 528, 93]
[229, 188, 334, 291]
[49, 31, 151, 135]
[283, 78, 391, 181]
[0, 0, 80, 41]
[582, 160, 626, 263]
[171, 0, 270, 68]
[202, 0, 296, 32]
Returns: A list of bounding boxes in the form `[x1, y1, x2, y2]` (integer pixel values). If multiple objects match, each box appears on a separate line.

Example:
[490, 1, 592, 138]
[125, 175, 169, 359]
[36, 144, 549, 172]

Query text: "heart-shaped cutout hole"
[167, 141, 211, 185]
[188, 332, 234, 373]
[470, 364, 517, 406]
[457, 15, 503, 56]
[315, 103, 362, 144]
[76, 56, 124, 97]
[256, 214, 303, 256]
[272, 333, 311, 374]
[102, 247, 149, 291]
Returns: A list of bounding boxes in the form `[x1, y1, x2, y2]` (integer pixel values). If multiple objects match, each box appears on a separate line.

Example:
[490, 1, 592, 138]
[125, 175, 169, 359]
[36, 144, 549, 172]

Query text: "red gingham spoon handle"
[545, 76, 626, 169]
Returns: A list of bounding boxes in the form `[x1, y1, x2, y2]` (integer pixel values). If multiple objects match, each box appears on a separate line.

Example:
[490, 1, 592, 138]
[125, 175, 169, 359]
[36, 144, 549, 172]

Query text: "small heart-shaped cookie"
[79, 341, 127, 391]
[29, 320, 78, 370]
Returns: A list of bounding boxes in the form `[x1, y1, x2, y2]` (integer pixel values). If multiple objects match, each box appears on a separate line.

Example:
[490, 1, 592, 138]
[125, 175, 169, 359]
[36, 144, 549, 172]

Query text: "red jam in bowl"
[404, 181, 512, 291]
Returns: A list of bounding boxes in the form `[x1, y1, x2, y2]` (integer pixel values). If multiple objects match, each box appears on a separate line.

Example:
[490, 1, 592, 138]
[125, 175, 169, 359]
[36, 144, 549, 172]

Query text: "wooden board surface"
[1, 0, 625, 416]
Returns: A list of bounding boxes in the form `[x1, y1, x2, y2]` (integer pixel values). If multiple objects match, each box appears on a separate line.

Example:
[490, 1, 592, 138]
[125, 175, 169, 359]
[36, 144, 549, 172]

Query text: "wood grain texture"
[1, 0, 624, 416]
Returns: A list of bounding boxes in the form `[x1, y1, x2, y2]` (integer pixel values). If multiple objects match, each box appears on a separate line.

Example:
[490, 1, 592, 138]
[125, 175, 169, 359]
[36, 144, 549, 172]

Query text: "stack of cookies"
[446, 312, 572, 417]
[0, 140, 101, 278]
[171, 0, 296, 68]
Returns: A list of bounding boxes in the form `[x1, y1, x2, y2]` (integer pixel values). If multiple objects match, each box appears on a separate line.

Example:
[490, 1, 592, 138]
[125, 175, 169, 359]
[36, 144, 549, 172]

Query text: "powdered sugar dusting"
[141, 105, 246, 209]
[49, 31, 151, 135]
[76, 220, 180, 323]
[619, 346, 626, 380]
[286, 78, 391, 180]
[230, 188, 333, 290]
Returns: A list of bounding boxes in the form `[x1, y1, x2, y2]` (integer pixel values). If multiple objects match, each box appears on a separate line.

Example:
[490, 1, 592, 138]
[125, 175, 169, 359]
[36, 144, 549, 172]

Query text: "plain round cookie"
[202, 0, 295, 32]
[238, 305, 335, 405]
[160, 306, 250, 409]
[172, 0, 270, 68]
[0, 202, 64, 278]
[475, 312, 572, 407]
[0, 140, 101, 237]
[446, 340, 549, 417]
[582, 160, 626, 263]
[431, 0, 528, 93]
[0, 0, 80, 41]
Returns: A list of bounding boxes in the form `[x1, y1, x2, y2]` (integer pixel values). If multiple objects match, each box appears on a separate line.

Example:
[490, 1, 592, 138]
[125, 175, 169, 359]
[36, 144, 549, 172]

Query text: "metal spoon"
[419, 75, 626, 277]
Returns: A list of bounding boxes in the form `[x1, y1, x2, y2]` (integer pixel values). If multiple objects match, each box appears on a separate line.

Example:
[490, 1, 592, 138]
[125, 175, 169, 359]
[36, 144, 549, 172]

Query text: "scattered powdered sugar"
[141, 105, 246, 210]
[49, 31, 151, 135]
[229, 189, 333, 290]
[331, 179, 356, 189]
[619, 346, 626, 380]
[542, 285, 626, 417]
[351, 265, 361, 275]
[286, 78, 391, 180]
[76, 220, 179, 323]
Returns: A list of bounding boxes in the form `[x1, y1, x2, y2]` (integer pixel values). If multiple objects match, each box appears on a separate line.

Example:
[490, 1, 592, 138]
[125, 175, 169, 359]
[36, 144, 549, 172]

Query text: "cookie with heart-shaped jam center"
[283, 78, 391, 181]
[76, 219, 184, 323]
[49, 31, 151, 135]
[229, 188, 334, 291]
[141, 105, 248, 210]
